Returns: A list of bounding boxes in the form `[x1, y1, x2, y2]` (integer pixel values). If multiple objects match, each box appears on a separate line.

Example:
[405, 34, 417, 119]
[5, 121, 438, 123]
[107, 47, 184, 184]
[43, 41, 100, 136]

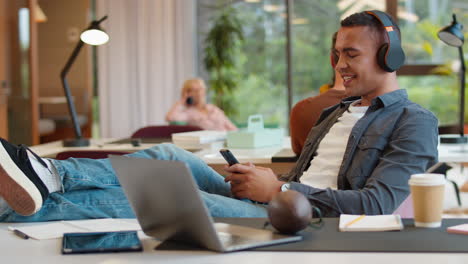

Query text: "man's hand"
[224, 163, 284, 203]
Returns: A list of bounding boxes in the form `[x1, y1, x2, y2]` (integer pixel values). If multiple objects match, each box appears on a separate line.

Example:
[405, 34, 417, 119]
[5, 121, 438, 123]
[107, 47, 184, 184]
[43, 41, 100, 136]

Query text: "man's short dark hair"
[340, 11, 401, 41]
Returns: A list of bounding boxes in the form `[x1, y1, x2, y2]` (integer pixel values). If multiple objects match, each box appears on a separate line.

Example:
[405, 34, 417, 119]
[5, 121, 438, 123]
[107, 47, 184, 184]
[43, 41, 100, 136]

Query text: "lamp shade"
[80, 28, 109, 45]
[437, 14, 464, 47]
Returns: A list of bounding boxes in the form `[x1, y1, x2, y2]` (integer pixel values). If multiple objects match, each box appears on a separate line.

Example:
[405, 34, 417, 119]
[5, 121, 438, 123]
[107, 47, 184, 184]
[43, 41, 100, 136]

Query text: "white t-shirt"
[300, 101, 369, 189]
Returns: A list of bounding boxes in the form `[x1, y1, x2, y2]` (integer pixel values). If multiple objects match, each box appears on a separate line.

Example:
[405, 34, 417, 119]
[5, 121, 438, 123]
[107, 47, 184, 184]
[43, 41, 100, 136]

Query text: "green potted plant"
[203, 7, 243, 116]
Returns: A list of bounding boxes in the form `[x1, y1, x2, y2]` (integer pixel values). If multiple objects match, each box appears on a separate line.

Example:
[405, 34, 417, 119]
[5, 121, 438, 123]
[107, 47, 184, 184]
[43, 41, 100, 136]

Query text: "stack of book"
[172, 131, 226, 150]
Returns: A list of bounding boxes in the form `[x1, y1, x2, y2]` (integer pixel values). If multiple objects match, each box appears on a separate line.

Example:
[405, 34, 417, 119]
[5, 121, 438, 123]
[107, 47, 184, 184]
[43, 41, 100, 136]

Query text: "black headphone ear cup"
[377, 43, 392, 72]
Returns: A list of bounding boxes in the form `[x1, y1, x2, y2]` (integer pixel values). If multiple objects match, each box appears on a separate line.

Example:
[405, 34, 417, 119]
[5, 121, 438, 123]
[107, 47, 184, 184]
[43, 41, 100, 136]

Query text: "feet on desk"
[0, 138, 49, 216]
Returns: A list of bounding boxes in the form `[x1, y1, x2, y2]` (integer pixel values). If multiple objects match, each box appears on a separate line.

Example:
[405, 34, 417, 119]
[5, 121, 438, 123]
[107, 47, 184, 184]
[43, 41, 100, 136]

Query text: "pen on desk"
[344, 215, 366, 228]
[13, 229, 30, 240]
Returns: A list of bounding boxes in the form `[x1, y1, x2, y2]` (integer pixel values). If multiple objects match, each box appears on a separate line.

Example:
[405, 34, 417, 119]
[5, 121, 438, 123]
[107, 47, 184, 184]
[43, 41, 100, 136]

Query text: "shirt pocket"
[357, 134, 387, 156]
[349, 135, 388, 187]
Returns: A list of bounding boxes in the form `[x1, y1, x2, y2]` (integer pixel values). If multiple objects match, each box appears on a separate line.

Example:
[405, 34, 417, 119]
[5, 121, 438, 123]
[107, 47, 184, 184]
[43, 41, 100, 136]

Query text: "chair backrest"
[55, 150, 130, 160]
[131, 125, 202, 138]
[438, 124, 468, 134]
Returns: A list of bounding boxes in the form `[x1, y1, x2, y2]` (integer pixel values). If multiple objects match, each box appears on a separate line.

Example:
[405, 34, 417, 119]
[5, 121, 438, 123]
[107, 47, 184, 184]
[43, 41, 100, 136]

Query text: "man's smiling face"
[334, 26, 389, 101]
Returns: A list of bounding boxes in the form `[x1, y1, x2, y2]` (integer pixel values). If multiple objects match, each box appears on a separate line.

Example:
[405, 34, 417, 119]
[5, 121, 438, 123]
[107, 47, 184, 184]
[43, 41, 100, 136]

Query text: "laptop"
[109, 155, 302, 252]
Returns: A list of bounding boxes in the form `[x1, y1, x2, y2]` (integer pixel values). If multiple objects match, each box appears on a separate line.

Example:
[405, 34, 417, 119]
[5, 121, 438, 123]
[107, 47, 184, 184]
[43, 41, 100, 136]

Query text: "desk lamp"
[437, 14, 467, 144]
[61, 15, 109, 147]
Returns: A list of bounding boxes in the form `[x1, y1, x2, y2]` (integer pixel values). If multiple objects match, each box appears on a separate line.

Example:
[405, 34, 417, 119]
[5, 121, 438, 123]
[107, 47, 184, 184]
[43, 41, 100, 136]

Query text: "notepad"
[447, 223, 468, 235]
[339, 214, 404, 232]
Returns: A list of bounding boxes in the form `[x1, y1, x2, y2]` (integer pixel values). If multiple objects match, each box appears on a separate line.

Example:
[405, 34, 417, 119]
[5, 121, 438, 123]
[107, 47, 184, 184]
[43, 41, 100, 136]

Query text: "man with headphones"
[0, 11, 438, 222]
[227, 10, 438, 216]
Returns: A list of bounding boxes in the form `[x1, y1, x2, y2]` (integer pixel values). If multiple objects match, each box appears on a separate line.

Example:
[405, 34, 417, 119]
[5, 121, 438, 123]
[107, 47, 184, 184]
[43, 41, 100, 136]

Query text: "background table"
[438, 142, 468, 163]
[30, 138, 298, 174]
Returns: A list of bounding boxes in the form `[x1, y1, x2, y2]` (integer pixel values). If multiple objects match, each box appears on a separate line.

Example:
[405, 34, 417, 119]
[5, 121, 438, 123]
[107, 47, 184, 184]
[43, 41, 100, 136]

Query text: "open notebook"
[339, 214, 404, 232]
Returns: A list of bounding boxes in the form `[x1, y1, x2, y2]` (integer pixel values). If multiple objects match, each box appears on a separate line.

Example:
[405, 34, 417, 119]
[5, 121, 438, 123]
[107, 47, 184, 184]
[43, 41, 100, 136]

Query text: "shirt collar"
[340, 89, 408, 108]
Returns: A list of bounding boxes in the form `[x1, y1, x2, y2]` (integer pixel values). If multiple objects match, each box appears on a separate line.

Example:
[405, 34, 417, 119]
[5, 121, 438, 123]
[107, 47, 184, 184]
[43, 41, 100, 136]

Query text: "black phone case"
[61, 231, 143, 254]
[219, 149, 239, 166]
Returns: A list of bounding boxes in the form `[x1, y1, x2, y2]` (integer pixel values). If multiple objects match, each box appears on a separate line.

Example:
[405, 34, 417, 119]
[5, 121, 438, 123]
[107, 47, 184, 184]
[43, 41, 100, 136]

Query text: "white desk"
[194, 140, 294, 164]
[30, 138, 295, 164]
[1, 222, 467, 263]
[30, 138, 167, 158]
[196, 141, 468, 164]
[438, 143, 468, 163]
[30, 138, 297, 175]
[31, 138, 468, 164]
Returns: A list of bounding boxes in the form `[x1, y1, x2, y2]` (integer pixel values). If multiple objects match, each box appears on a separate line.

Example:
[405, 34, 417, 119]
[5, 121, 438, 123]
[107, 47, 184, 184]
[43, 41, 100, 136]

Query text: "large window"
[198, 0, 290, 128]
[397, 0, 468, 125]
[197, 0, 468, 129]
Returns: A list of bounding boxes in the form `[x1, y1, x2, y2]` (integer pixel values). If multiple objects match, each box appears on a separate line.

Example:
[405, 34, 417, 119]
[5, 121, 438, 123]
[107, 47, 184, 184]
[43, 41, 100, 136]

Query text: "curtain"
[96, 0, 196, 138]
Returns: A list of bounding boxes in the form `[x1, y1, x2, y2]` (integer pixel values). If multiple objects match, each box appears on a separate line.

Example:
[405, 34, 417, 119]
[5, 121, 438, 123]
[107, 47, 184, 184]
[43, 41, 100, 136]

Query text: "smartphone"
[62, 231, 143, 254]
[185, 96, 194, 106]
[219, 149, 239, 166]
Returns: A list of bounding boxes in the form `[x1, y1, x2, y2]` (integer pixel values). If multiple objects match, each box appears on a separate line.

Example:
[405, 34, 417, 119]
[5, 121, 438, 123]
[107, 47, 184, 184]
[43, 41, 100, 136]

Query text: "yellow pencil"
[344, 215, 366, 227]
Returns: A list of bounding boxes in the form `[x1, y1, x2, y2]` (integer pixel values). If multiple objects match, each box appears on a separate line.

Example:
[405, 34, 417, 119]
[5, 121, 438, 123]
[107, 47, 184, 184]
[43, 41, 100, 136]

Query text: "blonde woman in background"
[165, 78, 237, 131]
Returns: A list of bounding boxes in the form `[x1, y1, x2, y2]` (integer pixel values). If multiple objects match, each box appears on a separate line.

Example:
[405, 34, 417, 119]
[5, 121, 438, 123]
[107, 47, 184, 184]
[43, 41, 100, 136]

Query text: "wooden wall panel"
[0, 0, 9, 139]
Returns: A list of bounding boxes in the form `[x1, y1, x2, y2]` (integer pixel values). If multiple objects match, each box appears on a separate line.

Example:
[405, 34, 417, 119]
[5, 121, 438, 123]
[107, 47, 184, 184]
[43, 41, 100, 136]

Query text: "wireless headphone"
[365, 10, 406, 72]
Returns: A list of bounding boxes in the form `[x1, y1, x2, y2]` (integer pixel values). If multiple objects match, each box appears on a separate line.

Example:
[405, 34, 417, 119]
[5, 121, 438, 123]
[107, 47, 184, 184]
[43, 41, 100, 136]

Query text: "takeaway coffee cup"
[409, 173, 446, 228]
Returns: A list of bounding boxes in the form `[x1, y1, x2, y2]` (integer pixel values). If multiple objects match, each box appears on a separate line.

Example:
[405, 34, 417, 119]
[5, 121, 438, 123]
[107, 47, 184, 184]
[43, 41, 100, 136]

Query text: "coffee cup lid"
[408, 173, 446, 186]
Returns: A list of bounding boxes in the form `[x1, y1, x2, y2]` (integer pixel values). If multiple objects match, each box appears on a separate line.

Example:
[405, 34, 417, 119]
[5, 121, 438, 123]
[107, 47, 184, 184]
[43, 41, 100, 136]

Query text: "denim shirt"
[280, 89, 439, 217]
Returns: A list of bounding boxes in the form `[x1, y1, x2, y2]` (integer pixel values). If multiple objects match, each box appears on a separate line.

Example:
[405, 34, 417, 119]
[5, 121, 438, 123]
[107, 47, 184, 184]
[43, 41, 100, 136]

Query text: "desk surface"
[31, 137, 468, 165]
[30, 138, 296, 165]
[1, 221, 468, 263]
[438, 142, 468, 163]
[30, 138, 156, 158]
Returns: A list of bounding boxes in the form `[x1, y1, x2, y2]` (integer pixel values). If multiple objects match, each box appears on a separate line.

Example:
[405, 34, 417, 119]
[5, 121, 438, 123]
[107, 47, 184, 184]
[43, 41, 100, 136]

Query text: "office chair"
[130, 125, 202, 138]
[393, 196, 414, 218]
[55, 150, 130, 160]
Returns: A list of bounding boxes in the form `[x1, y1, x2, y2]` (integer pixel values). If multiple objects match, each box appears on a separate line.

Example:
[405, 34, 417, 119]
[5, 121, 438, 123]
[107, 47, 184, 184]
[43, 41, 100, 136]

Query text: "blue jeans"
[0, 144, 268, 222]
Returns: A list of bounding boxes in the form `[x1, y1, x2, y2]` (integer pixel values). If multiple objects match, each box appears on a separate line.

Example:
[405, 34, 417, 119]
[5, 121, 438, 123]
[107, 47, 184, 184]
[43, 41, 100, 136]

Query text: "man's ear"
[330, 52, 338, 68]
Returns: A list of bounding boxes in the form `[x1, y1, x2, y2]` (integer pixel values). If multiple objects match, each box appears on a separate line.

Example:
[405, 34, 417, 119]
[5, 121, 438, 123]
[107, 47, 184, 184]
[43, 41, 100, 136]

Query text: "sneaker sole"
[0, 144, 42, 216]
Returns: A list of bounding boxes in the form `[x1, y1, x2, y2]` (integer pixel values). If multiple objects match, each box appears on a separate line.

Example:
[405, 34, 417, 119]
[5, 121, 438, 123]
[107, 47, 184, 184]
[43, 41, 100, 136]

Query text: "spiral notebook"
[339, 214, 404, 232]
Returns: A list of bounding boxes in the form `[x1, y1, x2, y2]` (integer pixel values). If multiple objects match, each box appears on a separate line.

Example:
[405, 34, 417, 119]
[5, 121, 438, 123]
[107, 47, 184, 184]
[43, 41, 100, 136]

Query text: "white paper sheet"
[8, 218, 141, 240]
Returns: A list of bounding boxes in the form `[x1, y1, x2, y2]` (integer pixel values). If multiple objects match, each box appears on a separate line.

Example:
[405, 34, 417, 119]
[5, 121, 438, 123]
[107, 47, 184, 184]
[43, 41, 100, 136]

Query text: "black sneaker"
[0, 138, 49, 216]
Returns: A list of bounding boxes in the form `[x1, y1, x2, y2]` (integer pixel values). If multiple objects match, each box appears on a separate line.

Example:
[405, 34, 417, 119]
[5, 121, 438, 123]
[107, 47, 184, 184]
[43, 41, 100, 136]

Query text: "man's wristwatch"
[280, 183, 291, 192]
